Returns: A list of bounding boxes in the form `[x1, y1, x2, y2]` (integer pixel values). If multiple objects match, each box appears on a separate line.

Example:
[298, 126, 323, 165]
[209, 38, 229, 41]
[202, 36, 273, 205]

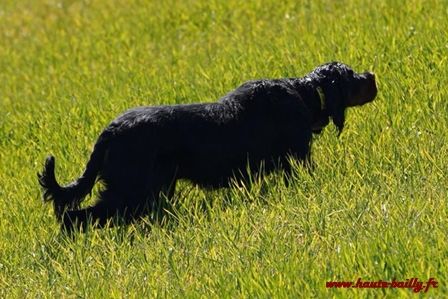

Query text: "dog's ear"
[325, 80, 346, 136]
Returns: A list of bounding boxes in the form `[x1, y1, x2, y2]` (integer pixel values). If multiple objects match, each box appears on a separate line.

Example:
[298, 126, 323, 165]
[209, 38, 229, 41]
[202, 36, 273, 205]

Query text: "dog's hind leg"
[60, 188, 132, 232]
[38, 130, 111, 221]
[60, 157, 179, 232]
[145, 162, 178, 223]
[61, 179, 176, 232]
[159, 166, 178, 201]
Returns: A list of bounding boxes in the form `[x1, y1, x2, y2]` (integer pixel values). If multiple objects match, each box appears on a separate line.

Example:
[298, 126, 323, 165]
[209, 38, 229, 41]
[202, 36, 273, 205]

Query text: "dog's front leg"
[278, 156, 294, 187]
[303, 150, 315, 174]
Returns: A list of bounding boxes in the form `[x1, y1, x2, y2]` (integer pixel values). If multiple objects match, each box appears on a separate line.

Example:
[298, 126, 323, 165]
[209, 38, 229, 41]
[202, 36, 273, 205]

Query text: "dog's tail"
[38, 131, 111, 221]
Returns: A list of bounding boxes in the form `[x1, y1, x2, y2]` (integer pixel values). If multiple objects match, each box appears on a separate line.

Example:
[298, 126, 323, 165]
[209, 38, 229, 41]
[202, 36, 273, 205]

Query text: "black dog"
[38, 62, 377, 231]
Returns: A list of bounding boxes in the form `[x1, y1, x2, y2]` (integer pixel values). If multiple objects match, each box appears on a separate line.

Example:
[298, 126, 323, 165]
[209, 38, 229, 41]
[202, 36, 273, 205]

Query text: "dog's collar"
[316, 86, 326, 110]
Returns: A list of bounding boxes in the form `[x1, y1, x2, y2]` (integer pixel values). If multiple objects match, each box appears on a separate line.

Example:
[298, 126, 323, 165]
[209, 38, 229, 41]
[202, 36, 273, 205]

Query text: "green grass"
[1, 0, 447, 297]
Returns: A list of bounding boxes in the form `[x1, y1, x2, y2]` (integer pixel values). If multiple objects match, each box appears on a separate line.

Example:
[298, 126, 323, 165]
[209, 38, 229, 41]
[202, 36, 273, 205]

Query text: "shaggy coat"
[38, 62, 377, 231]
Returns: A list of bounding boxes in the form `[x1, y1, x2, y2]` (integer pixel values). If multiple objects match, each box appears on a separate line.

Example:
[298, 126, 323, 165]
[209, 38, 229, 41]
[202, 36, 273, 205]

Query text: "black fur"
[38, 61, 377, 231]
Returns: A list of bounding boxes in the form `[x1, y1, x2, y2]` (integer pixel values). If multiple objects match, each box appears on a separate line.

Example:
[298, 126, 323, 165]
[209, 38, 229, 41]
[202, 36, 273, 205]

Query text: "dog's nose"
[364, 71, 375, 79]
[362, 72, 376, 84]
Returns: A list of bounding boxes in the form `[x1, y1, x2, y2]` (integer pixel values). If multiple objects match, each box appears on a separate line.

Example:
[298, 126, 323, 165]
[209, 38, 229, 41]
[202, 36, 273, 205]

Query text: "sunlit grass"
[0, 0, 447, 297]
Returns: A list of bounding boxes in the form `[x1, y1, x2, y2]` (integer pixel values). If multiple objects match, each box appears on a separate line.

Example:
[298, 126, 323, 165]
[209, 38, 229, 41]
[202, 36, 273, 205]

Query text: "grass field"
[0, 0, 447, 297]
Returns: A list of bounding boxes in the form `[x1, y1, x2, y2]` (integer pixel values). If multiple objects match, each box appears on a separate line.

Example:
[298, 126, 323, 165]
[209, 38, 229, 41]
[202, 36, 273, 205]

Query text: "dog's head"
[311, 62, 377, 135]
